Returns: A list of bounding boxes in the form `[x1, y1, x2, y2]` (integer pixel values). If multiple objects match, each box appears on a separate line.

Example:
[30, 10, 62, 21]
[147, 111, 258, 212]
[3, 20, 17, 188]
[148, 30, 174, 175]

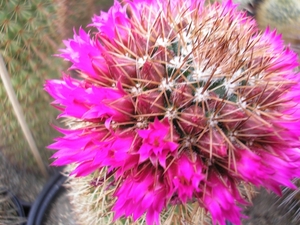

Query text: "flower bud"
[137, 91, 165, 115]
[179, 105, 206, 134]
[198, 130, 227, 158]
[140, 61, 165, 88]
[170, 83, 193, 108]
[103, 52, 136, 85]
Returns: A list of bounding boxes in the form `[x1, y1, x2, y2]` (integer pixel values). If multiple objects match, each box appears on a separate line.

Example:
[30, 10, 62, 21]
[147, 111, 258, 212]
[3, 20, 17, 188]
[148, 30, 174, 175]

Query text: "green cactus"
[0, 0, 63, 173]
[0, 0, 113, 174]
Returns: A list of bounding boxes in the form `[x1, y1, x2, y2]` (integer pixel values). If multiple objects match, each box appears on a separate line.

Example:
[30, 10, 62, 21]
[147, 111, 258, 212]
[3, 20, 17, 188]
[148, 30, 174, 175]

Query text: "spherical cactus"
[230, 1, 300, 222]
[46, 0, 300, 224]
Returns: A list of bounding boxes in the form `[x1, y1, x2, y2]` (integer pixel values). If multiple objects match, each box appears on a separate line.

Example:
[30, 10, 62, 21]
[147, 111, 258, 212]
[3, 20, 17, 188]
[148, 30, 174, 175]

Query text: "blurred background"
[0, 0, 299, 224]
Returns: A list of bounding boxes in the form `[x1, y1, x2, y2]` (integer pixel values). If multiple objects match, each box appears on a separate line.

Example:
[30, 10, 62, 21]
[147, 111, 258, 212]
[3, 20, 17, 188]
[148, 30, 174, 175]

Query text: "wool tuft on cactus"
[45, 0, 300, 224]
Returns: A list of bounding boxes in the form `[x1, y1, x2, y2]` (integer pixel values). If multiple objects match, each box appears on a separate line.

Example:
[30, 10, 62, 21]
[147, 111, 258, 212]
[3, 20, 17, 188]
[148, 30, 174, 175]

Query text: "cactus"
[0, 0, 63, 173]
[46, 0, 300, 224]
[210, 2, 300, 222]
[0, 0, 113, 173]
[66, 167, 213, 225]
[0, 1, 113, 225]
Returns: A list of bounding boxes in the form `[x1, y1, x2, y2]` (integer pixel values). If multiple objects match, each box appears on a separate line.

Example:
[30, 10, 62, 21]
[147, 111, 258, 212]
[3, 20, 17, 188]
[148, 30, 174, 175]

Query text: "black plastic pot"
[26, 172, 67, 225]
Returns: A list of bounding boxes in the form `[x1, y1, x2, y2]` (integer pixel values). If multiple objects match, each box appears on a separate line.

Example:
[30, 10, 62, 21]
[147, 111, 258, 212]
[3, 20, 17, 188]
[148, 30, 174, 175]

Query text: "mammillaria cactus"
[0, 0, 62, 171]
[0, 0, 113, 172]
[46, 0, 300, 224]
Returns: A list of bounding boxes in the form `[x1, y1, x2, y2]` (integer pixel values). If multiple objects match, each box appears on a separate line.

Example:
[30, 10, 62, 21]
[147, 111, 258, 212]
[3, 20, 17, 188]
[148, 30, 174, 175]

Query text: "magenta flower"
[166, 153, 205, 203]
[45, 0, 300, 224]
[91, 1, 131, 45]
[59, 29, 111, 83]
[203, 172, 246, 225]
[113, 165, 168, 225]
[138, 118, 179, 168]
[45, 76, 133, 122]
[49, 127, 107, 176]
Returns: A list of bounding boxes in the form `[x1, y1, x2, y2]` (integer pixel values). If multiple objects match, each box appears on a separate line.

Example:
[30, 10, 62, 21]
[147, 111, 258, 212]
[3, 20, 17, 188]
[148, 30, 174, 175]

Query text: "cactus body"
[0, 0, 63, 172]
[0, 0, 113, 172]
[0, 2, 61, 224]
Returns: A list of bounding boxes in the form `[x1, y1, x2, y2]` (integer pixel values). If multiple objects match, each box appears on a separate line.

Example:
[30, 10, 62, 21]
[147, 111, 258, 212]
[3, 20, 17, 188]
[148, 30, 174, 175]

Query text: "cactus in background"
[0, 0, 113, 173]
[0, 0, 64, 173]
